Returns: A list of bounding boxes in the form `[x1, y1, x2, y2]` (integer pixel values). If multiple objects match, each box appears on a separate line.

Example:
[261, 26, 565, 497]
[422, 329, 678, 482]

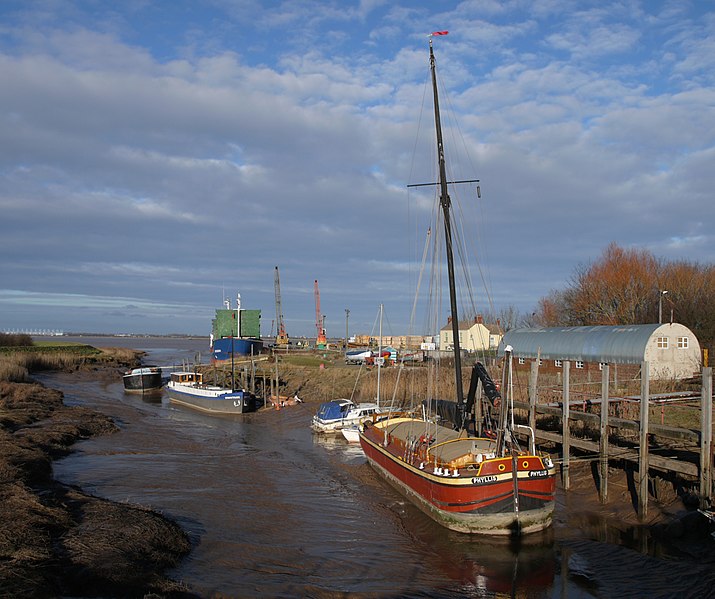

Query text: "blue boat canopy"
[315, 400, 352, 421]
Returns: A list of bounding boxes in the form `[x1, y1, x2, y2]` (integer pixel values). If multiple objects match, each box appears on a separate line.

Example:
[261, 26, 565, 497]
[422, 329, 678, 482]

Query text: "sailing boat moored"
[313, 304, 388, 436]
[358, 34, 557, 536]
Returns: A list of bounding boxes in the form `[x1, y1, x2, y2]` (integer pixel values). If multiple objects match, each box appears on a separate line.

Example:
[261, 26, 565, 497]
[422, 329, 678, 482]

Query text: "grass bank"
[0, 344, 195, 597]
[0, 343, 140, 383]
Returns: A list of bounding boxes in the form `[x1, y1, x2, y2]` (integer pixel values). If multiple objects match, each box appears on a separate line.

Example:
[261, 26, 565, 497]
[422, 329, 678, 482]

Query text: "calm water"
[38, 337, 715, 598]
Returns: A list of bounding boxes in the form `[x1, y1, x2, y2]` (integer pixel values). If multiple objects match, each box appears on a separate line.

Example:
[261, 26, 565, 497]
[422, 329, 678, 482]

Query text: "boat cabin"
[314, 399, 355, 421]
[170, 372, 203, 385]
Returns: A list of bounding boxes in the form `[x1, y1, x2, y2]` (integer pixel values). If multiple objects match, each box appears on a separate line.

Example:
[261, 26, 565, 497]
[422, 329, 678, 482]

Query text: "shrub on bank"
[0, 333, 33, 347]
[0, 346, 140, 383]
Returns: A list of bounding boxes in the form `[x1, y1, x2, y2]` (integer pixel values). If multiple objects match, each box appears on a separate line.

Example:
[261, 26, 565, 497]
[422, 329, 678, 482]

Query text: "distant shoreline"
[33, 333, 209, 339]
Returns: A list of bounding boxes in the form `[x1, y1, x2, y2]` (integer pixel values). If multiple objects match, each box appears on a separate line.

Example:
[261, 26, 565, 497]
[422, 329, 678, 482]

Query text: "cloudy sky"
[1, 1, 713, 338]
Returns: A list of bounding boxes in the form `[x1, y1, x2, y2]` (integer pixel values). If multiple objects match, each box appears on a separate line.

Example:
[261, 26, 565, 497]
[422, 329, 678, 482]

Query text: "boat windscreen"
[316, 402, 347, 420]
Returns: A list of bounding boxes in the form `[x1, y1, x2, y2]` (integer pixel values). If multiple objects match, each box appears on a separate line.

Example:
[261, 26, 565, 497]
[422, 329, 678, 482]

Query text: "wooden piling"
[701, 366, 713, 508]
[638, 361, 649, 519]
[529, 359, 538, 432]
[599, 364, 610, 503]
[562, 360, 570, 490]
[275, 355, 279, 399]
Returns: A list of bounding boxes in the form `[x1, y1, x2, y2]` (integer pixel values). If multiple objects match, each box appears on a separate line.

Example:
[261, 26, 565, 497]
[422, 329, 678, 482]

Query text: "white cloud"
[0, 1, 713, 336]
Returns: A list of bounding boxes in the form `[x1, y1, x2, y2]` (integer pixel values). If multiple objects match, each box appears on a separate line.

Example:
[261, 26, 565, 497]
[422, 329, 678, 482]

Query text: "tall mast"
[377, 303, 383, 408]
[429, 37, 464, 407]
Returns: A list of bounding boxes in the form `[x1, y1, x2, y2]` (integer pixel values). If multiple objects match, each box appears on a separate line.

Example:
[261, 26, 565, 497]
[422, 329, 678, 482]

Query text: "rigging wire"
[403, 48, 501, 434]
[435, 65, 498, 337]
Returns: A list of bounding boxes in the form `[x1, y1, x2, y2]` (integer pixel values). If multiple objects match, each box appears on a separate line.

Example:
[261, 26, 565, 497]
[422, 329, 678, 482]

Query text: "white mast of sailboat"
[377, 303, 383, 408]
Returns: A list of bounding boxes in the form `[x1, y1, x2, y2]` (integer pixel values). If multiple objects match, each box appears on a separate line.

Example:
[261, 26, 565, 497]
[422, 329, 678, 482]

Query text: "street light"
[344, 309, 350, 356]
[658, 290, 668, 324]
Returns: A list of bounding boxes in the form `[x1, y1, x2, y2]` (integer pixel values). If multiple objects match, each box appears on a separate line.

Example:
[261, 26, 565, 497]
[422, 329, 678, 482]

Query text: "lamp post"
[344, 309, 350, 356]
[658, 290, 668, 324]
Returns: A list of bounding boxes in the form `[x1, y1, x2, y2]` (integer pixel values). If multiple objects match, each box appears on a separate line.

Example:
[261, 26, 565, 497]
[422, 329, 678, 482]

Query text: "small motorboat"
[123, 366, 163, 393]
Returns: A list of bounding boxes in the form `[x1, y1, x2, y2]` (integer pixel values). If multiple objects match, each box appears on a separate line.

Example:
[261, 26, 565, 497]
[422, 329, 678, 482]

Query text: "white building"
[439, 316, 503, 353]
[498, 323, 702, 380]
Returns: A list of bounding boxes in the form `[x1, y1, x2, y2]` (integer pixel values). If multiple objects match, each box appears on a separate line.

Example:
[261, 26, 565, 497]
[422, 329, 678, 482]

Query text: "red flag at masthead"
[431, 31, 448, 36]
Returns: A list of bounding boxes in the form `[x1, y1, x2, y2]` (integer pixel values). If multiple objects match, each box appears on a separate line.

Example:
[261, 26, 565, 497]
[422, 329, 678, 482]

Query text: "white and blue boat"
[311, 399, 383, 434]
[166, 372, 256, 415]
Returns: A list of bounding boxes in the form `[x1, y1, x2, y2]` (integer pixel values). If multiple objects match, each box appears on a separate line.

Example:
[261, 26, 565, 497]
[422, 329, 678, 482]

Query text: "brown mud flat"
[0, 378, 196, 598]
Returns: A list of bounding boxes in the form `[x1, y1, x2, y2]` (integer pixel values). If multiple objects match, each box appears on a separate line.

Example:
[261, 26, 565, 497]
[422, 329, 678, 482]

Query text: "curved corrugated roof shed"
[497, 324, 663, 364]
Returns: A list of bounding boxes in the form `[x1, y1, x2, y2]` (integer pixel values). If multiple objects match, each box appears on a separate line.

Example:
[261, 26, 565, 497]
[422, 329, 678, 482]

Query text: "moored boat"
[311, 399, 383, 434]
[341, 425, 361, 443]
[166, 372, 256, 414]
[122, 366, 163, 393]
[359, 355, 557, 535]
[358, 34, 556, 536]
[345, 349, 371, 365]
[210, 293, 263, 360]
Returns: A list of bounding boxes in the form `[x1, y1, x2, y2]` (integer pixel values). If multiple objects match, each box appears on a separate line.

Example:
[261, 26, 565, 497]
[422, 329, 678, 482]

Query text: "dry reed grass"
[0, 346, 141, 383]
[0, 365, 192, 596]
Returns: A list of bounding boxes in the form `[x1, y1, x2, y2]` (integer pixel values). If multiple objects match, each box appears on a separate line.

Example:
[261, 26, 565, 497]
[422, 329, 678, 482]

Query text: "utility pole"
[344, 309, 350, 357]
[659, 290, 668, 324]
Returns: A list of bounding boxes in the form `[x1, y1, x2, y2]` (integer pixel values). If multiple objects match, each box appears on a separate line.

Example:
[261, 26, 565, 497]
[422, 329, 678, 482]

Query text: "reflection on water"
[311, 432, 367, 462]
[37, 337, 715, 598]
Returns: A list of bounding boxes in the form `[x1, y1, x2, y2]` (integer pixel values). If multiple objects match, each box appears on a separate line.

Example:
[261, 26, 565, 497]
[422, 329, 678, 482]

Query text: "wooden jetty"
[495, 360, 713, 519]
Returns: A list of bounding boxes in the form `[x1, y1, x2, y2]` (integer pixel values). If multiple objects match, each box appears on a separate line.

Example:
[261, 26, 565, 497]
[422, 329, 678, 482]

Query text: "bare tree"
[530, 242, 715, 353]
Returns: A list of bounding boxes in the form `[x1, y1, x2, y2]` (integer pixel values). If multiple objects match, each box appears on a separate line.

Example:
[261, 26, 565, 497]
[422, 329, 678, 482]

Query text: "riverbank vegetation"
[0, 343, 194, 597]
[531, 242, 715, 354]
[0, 338, 140, 383]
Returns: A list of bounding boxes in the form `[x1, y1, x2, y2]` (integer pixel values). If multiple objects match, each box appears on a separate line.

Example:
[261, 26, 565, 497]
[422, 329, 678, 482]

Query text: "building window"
[677, 337, 689, 349]
[657, 337, 668, 349]
[575, 361, 584, 369]
[518, 358, 525, 365]
[555, 360, 562, 368]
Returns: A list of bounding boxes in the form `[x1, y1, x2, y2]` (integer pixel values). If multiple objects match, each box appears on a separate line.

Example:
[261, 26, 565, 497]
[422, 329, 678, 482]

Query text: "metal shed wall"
[497, 325, 663, 364]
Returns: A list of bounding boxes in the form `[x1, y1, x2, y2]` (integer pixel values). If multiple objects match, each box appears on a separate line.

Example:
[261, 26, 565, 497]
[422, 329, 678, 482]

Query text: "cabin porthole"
[498, 464, 506, 472]
[522, 460, 530, 469]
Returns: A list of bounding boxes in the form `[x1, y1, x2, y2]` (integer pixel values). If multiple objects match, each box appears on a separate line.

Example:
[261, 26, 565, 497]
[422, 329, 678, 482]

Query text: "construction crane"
[314, 279, 327, 349]
[274, 266, 289, 347]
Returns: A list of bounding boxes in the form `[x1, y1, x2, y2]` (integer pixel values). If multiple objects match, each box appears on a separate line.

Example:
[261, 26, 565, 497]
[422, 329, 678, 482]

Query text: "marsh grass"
[0, 379, 189, 596]
[0, 345, 139, 383]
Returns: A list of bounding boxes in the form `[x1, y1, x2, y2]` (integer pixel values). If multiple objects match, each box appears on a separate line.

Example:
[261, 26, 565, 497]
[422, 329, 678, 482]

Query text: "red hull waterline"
[359, 419, 556, 535]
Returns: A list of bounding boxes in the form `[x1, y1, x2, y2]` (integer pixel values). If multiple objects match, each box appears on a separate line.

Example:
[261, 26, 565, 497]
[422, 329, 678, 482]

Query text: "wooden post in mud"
[562, 361, 571, 490]
[599, 365, 610, 503]
[638, 361, 650, 519]
[250, 351, 256, 394]
[613, 363, 618, 391]
[700, 367, 713, 508]
[275, 355, 279, 400]
[529, 359, 538, 432]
